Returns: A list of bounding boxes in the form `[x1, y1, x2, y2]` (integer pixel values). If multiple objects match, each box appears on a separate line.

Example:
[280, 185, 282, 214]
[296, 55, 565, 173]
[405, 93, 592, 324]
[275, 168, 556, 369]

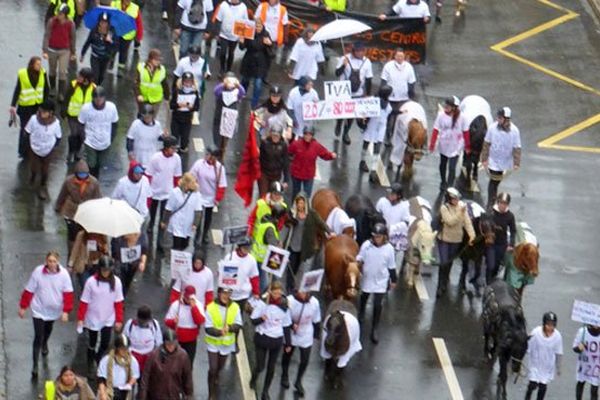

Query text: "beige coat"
[438, 202, 475, 244]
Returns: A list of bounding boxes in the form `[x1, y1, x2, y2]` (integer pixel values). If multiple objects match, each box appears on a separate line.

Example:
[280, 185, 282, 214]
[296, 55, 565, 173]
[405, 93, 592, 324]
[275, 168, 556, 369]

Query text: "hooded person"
[359, 84, 393, 181]
[126, 103, 164, 169]
[169, 251, 214, 306]
[253, 85, 293, 140]
[97, 333, 140, 400]
[170, 71, 200, 153]
[286, 76, 319, 140]
[212, 71, 246, 160]
[112, 160, 152, 220]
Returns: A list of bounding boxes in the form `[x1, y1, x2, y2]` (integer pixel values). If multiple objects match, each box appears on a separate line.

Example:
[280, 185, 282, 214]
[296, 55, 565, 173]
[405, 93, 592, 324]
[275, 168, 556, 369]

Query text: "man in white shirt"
[255, 0, 289, 47]
[376, 183, 410, 227]
[123, 305, 163, 375]
[288, 28, 325, 83]
[173, 45, 211, 96]
[214, 0, 248, 74]
[334, 42, 373, 145]
[481, 107, 521, 208]
[379, 0, 431, 22]
[78, 86, 119, 179]
[112, 161, 152, 220]
[286, 77, 319, 139]
[174, 0, 214, 59]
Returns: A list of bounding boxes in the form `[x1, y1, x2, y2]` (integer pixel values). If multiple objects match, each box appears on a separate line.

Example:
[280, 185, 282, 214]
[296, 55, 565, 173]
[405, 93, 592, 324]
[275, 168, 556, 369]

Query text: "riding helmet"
[388, 182, 403, 197]
[446, 187, 461, 200]
[372, 222, 388, 236]
[445, 96, 460, 108]
[543, 311, 558, 326]
[497, 107, 512, 119]
[497, 192, 511, 204]
[269, 181, 284, 195]
[98, 256, 114, 271]
[205, 145, 221, 158]
[236, 236, 253, 248]
[140, 103, 155, 117]
[181, 71, 194, 82]
[92, 85, 106, 99]
[79, 67, 94, 82]
[378, 85, 393, 101]
[161, 135, 179, 149]
[270, 85, 283, 96]
[113, 334, 129, 349]
[188, 45, 202, 56]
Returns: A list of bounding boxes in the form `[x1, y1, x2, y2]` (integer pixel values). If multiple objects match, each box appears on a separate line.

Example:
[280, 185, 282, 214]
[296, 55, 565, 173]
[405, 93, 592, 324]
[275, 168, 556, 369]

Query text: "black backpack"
[188, 0, 205, 25]
[346, 57, 366, 93]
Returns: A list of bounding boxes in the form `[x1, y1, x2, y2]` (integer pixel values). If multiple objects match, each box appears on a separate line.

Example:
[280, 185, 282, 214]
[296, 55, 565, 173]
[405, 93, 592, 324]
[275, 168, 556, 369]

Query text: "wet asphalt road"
[1, 0, 600, 399]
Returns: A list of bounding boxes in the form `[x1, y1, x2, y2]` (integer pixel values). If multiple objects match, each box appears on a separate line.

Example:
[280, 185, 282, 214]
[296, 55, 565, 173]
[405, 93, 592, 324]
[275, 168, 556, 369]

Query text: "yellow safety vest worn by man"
[49, 0, 76, 20]
[205, 301, 240, 347]
[111, 0, 140, 41]
[17, 68, 46, 107]
[67, 81, 96, 117]
[251, 217, 280, 263]
[137, 63, 167, 104]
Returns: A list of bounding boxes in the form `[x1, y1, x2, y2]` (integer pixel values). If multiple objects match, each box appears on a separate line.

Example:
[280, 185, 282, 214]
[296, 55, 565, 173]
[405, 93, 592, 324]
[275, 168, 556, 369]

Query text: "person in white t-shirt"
[112, 161, 152, 219]
[379, 0, 431, 22]
[145, 136, 183, 241]
[97, 334, 140, 400]
[123, 305, 163, 375]
[78, 86, 119, 179]
[161, 172, 204, 251]
[219, 237, 260, 309]
[481, 107, 521, 208]
[573, 324, 600, 400]
[165, 285, 206, 364]
[173, 45, 211, 97]
[429, 96, 470, 190]
[214, 0, 248, 74]
[174, 0, 214, 59]
[334, 42, 373, 145]
[358, 85, 393, 179]
[25, 100, 62, 200]
[526, 312, 563, 400]
[286, 77, 319, 139]
[287, 28, 325, 83]
[126, 104, 165, 169]
[376, 182, 410, 227]
[170, 251, 214, 305]
[280, 290, 321, 396]
[18, 250, 74, 378]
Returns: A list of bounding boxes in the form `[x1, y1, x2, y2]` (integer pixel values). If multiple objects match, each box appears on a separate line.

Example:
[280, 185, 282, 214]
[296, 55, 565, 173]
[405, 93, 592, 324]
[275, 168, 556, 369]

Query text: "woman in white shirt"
[161, 172, 204, 251]
[97, 334, 140, 400]
[287, 28, 325, 84]
[126, 104, 164, 169]
[214, 0, 248, 74]
[250, 281, 293, 400]
[428, 96, 470, 190]
[26, 100, 62, 200]
[123, 305, 163, 375]
[526, 312, 563, 400]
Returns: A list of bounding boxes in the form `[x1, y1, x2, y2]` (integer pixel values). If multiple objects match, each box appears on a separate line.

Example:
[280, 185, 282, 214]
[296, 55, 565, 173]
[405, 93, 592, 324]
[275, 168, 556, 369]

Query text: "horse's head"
[479, 216, 496, 246]
[500, 308, 529, 374]
[344, 261, 361, 299]
[412, 220, 437, 265]
[514, 243, 539, 277]
[407, 119, 427, 161]
[325, 310, 347, 356]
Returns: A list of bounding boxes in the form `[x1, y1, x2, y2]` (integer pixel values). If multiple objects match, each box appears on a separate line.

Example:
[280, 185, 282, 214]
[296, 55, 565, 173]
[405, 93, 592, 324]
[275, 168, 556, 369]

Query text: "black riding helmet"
[236, 236, 252, 248]
[445, 96, 460, 108]
[543, 311, 558, 326]
[79, 67, 94, 82]
[378, 85, 393, 102]
[372, 222, 388, 236]
[270, 85, 283, 96]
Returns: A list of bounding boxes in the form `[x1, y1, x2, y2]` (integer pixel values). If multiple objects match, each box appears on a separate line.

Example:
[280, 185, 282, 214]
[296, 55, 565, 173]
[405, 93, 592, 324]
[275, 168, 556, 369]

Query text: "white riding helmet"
[446, 187, 461, 199]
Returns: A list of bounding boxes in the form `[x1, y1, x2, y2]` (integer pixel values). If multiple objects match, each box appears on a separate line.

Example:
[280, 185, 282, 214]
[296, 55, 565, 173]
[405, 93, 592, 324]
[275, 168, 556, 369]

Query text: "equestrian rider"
[526, 312, 563, 400]
[486, 192, 516, 284]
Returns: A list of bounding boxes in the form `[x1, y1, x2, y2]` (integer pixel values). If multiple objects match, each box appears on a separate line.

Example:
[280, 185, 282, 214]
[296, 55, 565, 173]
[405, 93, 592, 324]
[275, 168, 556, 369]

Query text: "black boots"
[280, 373, 290, 389]
[294, 380, 305, 397]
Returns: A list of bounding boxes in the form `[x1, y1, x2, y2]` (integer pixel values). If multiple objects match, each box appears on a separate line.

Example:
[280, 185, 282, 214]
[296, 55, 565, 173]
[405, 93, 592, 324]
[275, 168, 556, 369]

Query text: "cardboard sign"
[233, 20, 255, 40]
[218, 260, 240, 289]
[120, 245, 142, 263]
[171, 250, 192, 281]
[303, 97, 381, 121]
[86, 240, 97, 252]
[222, 225, 249, 246]
[324, 81, 352, 100]
[219, 107, 239, 138]
[260, 245, 290, 278]
[572, 300, 600, 326]
[299, 269, 324, 292]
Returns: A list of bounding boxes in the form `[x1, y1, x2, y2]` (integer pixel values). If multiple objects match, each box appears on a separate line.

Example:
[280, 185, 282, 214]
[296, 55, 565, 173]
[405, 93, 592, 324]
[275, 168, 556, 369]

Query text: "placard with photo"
[260, 245, 290, 278]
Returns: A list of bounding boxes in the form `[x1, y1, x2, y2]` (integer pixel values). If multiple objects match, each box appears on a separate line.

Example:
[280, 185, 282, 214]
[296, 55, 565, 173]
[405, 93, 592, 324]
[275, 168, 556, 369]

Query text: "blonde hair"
[178, 172, 198, 192]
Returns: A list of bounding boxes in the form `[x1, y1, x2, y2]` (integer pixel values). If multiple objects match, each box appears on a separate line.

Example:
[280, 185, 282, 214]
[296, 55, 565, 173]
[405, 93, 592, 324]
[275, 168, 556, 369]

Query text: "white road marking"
[212, 229, 223, 246]
[414, 274, 430, 301]
[315, 164, 321, 180]
[433, 338, 465, 400]
[376, 157, 390, 187]
[192, 111, 200, 126]
[236, 332, 256, 399]
[193, 138, 205, 153]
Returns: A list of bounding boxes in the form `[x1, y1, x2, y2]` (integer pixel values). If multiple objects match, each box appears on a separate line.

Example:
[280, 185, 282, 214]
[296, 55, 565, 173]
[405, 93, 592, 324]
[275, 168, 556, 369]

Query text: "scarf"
[56, 379, 81, 398]
[106, 350, 132, 399]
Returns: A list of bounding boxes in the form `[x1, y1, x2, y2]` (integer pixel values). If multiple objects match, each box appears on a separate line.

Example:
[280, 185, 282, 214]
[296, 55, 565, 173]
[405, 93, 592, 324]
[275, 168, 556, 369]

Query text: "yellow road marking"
[414, 274, 430, 301]
[236, 332, 256, 399]
[433, 338, 465, 400]
[538, 112, 600, 152]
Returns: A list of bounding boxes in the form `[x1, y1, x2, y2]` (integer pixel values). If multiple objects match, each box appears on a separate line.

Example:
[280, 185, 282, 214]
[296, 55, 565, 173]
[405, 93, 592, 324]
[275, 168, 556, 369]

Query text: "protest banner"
[233, 20, 256, 40]
[222, 225, 249, 246]
[303, 97, 381, 120]
[572, 300, 600, 326]
[219, 107, 239, 138]
[324, 80, 351, 100]
[261, 245, 290, 278]
[171, 250, 192, 281]
[218, 259, 240, 289]
[299, 269, 325, 292]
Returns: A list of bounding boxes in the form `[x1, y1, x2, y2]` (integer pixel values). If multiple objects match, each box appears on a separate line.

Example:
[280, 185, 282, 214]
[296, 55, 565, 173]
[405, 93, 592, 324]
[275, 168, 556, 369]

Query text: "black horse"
[463, 115, 488, 185]
[482, 279, 528, 400]
[345, 194, 385, 245]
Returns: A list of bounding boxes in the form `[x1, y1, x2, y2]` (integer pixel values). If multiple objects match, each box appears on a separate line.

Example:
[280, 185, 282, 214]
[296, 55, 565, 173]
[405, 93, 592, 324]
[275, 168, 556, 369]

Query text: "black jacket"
[239, 29, 274, 79]
[493, 208, 516, 246]
[260, 138, 289, 182]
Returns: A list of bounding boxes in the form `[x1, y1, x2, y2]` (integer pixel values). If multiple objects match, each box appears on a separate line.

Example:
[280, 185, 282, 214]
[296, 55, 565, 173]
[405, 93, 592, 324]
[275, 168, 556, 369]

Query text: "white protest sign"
[303, 97, 381, 121]
[86, 240, 97, 252]
[299, 269, 324, 292]
[324, 80, 352, 100]
[170, 250, 192, 281]
[572, 300, 600, 326]
[260, 245, 290, 278]
[219, 107, 239, 138]
[218, 259, 240, 289]
[120, 245, 142, 263]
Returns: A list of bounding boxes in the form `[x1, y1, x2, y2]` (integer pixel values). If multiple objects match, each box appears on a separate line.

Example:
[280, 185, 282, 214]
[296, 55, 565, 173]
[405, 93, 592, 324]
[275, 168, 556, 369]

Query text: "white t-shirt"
[381, 60, 416, 102]
[220, 252, 259, 301]
[123, 318, 163, 355]
[376, 197, 410, 227]
[362, 103, 392, 143]
[256, 3, 289, 43]
[289, 38, 325, 80]
[527, 326, 563, 384]
[178, 0, 214, 30]
[286, 86, 319, 137]
[165, 187, 204, 238]
[165, 300, 205, 329]
[173, 56, 211, 91]
[573, 327, 600, 386]
[433, 111, 468, 157]
[287, 295, 321, 348]
[126, 119, 163, 169]
[216, 1, 248, 41]
[172, 266, 214, 301]
[24, 265, 73, 321]
[79, 102, 119, 151]
[98, 352, 140, 388]
[189, 159, 227, 207]
[484, 121, 522, 171]
[112, 175, 152, 218]
[251, 300, 292, 339]
[145, 152, 183, 200]
[392, 0, 431, 18]
[335, 54, 374, 97]
[205, 302, 243, 354]
[357, 241, 396, 293]
[80, 275, 124, 331]
[25, 117, 62, 157]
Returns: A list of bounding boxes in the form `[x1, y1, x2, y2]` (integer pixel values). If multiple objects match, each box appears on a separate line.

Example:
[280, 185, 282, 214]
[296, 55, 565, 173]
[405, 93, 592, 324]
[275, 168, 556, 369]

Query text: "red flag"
[234, 113, 261, 207]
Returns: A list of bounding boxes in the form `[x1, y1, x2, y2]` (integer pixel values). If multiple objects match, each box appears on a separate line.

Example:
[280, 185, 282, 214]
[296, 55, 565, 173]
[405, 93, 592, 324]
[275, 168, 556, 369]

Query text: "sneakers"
[162, 11, 168, 20]
[342, 131, 351, 145]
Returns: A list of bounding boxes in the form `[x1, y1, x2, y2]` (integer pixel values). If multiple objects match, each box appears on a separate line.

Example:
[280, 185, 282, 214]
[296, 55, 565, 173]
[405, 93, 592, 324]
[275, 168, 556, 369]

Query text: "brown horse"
[324, 235, 360, 300]
[400, 119, 428, 180]
[312, 188, 355, 237]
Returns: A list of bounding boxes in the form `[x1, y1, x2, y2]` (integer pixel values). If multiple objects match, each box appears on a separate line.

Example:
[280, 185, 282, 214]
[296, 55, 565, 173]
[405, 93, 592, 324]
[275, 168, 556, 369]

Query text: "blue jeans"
[436, 239, 461, 291]
[179, 29, 203, 59]
[291, 177, 314, 201]
[241, 77, 263, 108]
[485, 243, 508, 284]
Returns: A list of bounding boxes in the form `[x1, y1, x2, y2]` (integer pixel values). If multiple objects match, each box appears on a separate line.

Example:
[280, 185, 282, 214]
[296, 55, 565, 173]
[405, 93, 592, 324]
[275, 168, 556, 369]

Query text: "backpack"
[187, 0, 205, 25]
[346, 57, 365, 93]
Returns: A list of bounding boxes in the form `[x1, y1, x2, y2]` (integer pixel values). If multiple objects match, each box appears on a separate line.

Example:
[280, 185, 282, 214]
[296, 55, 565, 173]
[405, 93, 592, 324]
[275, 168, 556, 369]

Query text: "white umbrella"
[311, 19, 372, 42]
[74, 197, 144, 237]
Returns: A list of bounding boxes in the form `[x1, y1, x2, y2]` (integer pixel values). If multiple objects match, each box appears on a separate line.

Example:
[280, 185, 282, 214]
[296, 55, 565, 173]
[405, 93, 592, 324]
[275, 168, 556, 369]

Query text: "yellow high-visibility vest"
[137, 63, 166, 104]
[324, 0, 346, 11]
[50, 0, 76, 20]
[67, 81, 96, 117]
[205, 302, 240, 347]
[111, 0, 139, 40]
[44, 380, 56, 400]
[251, 220, 279, 262]
[17, 68, 46, 107]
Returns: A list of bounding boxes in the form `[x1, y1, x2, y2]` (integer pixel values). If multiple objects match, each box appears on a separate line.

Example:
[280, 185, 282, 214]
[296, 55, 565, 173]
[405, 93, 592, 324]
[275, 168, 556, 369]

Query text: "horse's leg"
[497, 352, 509, 400]
[406, 262, 415, 287]
[333, 365, 344, 390]
[402, 152, 414, 180]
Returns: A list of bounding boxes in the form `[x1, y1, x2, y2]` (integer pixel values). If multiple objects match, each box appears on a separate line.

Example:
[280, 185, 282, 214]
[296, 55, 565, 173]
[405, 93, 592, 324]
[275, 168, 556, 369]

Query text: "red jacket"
[288, 139, 334, 180]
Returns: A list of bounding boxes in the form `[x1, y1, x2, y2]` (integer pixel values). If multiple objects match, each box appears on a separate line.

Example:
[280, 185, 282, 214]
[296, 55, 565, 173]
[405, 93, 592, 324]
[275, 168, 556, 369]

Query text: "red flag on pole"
[234, 113, 261, 207]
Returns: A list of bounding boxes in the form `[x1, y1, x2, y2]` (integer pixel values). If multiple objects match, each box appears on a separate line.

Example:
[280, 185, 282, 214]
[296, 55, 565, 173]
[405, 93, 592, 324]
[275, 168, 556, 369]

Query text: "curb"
[588, 0, 600, 20]
[0, 209, 6, 399]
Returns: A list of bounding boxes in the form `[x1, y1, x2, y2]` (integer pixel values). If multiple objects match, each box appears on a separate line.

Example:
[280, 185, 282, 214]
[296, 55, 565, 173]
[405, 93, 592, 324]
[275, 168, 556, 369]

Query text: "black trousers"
[439, 154, 458, 187]
[218, 37, 238, 73]
[335, 118, 354, 136]
[173, 236, 190, 251]
[148, 199, 167, 232]
[171, 117, 193, 150]
[88, 326, 112, 363]
[118, 262, 138, 297]
[487, 169, 503, 208]
[576, 381, 598, 400]
[202, 206, 214, 241]
[32, 318, 54, 366]
[252, 333, 283, 394]
[180, 340, 197, 366]
[208, 351, 228, 398]
[286, 251, 301, 293]
[117, 38, 132, 66]
[281, 346, 311, 383]
[67, 116, 84, 158]
[17, 106, 37, 157]
[359, 292, 385, 331]
[525, 381, 547, 400]
[91, 55, 110, 85]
